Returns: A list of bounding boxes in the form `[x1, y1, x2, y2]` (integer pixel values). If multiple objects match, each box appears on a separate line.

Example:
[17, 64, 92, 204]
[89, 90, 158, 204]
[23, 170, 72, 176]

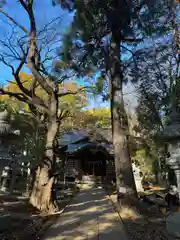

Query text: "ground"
[0, 185, 178, 240]
[0, 192, 73, 240]
[43, 184, 128, 240]
[108, 187, 177, 240]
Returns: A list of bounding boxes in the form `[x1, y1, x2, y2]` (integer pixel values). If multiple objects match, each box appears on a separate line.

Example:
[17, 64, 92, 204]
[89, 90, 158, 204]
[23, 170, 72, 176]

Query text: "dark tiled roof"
[58, 128, 113, 154]
[58, 130, 89, 146]
[65, 142, 110, 154]
[58, 127, 143, 155]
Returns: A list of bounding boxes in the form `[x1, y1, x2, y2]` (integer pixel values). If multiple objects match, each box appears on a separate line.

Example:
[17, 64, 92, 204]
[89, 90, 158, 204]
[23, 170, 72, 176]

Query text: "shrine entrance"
[81, 150, 106, 177]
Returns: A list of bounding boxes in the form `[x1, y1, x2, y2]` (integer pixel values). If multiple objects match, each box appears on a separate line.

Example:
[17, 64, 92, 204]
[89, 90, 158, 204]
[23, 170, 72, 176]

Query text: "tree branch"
[0, 88, 29, 102]
[0, 88, 50, 114]
[19, 0, 32, 13]
[0, 9, 28, 33]
[0, 51, 34, 97]
[58, 86, 90, 98]
[18, 0, 55, 94]
[0, 43, 50, 112]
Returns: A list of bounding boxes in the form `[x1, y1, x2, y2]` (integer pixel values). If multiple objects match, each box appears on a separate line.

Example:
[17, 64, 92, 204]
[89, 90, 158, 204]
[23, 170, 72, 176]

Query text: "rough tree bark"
[30, 95, 60, 213]
[109, 32, 138, 207]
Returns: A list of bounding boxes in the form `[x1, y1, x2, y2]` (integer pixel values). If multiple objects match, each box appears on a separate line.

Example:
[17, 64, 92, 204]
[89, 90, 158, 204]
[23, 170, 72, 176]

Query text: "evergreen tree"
[54, 0, 170, 206]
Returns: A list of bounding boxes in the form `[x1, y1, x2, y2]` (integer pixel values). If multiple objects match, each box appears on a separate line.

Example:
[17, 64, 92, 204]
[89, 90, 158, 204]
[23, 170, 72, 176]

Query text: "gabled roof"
[58, 127, 144, 155]
[65, 142, 110, 154]
[58, 130, 89, 146]
[58, 128, 113, 154]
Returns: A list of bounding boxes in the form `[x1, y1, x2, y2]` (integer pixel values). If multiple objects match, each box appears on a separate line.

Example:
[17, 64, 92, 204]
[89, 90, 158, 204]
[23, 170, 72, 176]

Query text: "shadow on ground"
[0, 188, 171, 240]
[43, 187, 171, 240]
[43, 187, 128, 240]
[0, 192, 72, 240]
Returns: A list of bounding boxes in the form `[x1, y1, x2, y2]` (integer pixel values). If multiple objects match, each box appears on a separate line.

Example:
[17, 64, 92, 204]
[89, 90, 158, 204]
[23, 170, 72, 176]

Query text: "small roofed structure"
[57, 128, 115, 183]
[57, 127, 144, 184]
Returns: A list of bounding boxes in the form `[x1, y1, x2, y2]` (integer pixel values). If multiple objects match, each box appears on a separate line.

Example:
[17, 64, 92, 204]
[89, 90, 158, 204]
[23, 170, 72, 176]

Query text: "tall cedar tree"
[54, 0, 169, 205]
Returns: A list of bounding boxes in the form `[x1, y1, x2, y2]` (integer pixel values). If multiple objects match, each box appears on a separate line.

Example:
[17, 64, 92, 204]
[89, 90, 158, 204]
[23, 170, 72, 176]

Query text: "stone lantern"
[162, 107, 180, 200]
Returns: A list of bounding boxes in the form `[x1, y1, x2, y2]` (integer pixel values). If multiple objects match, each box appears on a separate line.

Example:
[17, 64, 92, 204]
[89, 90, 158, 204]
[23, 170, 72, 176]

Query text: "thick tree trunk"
[109, 33, 138, 206]
[30, 96, 60, 213]
[29, 166, 56, 213]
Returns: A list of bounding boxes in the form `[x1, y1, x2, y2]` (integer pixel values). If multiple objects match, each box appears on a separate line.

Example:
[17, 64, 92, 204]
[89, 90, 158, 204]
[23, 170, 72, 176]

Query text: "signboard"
[119, 187, 127, 194]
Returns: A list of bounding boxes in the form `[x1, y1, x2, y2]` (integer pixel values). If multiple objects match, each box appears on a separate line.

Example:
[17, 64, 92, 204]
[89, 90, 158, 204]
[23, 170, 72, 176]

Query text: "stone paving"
[43, 185, 128, 240]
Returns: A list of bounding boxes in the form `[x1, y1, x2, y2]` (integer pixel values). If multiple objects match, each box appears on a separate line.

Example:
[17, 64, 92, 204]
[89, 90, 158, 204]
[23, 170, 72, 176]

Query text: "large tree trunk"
[109, 32, 138, 207]
[29, 165, 56, 213]
[30, 96, 60, 213]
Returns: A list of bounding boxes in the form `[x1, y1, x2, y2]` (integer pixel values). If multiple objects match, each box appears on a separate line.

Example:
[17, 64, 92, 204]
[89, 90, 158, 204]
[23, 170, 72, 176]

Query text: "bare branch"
[0, 39, 21, 60]
[8, 51, 34, 98]
[17, 0, 56, 94]
[0, 52, 49, 112]
[57, 72, 76, 84]
[0, 54, 15, 74]
[38, 16, 63, 37]
[0, 9, 28, 33]
[58, 86, 90, 98]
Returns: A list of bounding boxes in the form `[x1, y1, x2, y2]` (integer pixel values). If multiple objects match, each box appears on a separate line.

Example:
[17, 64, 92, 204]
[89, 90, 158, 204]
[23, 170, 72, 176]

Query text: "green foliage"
[11, 112, 46, 162]
[62, 107, 111, 130]
[55, 0, 178, 180]
[94, 75, 105, 95]
[0, 99, 46, 164]
[55, 0, 172, 105]
[133, 148, 155, 174]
